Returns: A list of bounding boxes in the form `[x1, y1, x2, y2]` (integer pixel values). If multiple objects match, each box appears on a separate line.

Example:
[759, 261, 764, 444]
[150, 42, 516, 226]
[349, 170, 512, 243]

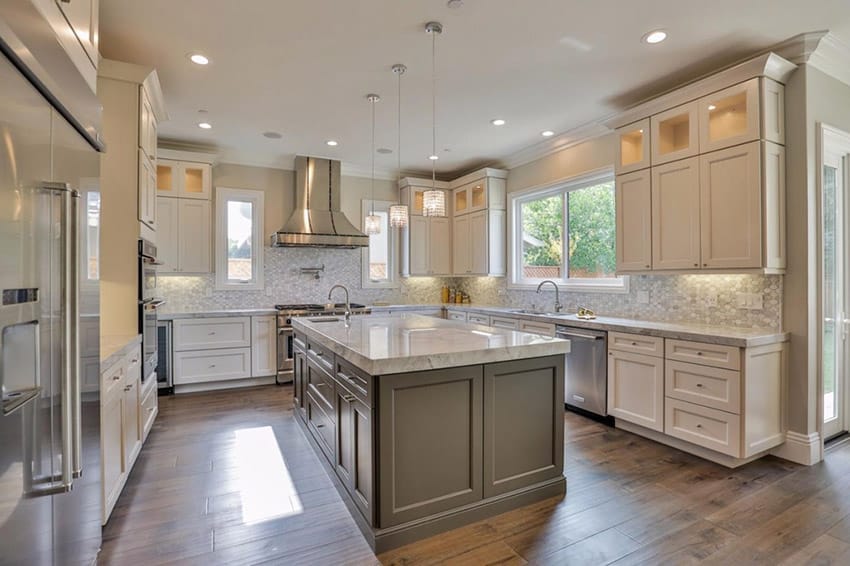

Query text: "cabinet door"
[698, 78, 760, 154]
[101, 392, 124, 522]
[350, 399, 374, 524]
[293, 349, 306, 418]
[616, 169, 652, 271]
[651, 102, 699, 165]
[178, 199, 211, 273]
[429, 217, 451, 275]
[251, 316, 277, 377]
[139, 87, 157, 162]
[699, 141, 762, 269]
[55, 0, 99, 65]
[651, 157, 700, 270]
[122, 377, 141, 469]
[408, 216, 429, 275]
[156, 160, 179, 196]
[452, 215, 470, 275]
[335, 388, 355, 486]
[155, 198, 179, 272]
[181, 162, 212, 200]
[607, 350, 664, 431]
[453, 185, 469, 216]
[138, 150, 156, 230]
[616, 119, 650, 174]
[469, 210, 488, 275]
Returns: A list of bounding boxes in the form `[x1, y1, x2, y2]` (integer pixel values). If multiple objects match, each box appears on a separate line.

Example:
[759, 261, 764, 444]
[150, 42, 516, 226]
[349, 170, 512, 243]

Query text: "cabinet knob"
[112, 375, 121, 381]
[696, 383, 704, 388]
[645, 265, 650, 269]
[696, 424, 703, 429]
[703, 263, 708, 267]
[209, 364, 216, 368]
[696, 352, 703, 356]
[209, 331, 216, 335]
[631, 342, 637, 346]
[694, 263, 698, 267]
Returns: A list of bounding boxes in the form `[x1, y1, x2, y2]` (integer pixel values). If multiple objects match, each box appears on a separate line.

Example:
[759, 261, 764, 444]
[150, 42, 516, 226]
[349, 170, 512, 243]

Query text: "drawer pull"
[696, 424, 703, 428]
[112, 375, 121, 381]
[209, 331, 216, 335]
[631, 342, 637, 346]
[124, 384, 133, 392]
[696, 383, 704, 388]
[342, 394, 356, 402]
[210, 364, 216, 368]
[696, 351, 703, 356]
[316, 424, 326, 428]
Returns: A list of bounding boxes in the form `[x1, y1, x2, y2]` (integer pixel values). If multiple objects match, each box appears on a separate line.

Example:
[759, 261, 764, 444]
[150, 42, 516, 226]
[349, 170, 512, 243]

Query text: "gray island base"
[290, 314, 571, 552]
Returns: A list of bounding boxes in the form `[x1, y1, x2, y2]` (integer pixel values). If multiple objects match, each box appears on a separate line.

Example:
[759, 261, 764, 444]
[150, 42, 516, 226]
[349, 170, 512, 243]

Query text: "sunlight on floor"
[235, 426, 303, 525]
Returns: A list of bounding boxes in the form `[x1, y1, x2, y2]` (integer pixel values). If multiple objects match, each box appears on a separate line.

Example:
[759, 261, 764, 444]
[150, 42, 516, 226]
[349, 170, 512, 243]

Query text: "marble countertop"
[100, 334, 142, 368]
[158, 308, 278, 320]
[371, 304, 787, 347]
[292, 313, 570, 375]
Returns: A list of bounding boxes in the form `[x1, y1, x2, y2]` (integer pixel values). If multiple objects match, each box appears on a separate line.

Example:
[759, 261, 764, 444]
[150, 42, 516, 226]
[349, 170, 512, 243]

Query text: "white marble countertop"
[292, 313, 570, 375]
[100, 334, 141, 368]
[158, 308, 278, 320]
[371, 304, 786, 347]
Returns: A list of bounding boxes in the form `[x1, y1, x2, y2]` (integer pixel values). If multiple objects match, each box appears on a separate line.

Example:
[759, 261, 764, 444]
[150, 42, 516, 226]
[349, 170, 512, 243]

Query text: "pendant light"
[422, 21, 446, 217]
[389, 63, 409, 228]
[364, 93, 382, 235]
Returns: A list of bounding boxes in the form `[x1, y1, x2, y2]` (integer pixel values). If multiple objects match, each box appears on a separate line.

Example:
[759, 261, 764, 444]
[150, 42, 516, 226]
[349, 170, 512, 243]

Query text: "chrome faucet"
[328, 284, 351, 325]
[536, 280, 563, 313]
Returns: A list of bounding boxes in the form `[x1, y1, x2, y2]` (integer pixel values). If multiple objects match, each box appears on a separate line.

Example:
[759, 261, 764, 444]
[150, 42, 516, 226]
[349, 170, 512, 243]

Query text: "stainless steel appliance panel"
[556, 326, 608, 417]
[156, 320, 173, 391]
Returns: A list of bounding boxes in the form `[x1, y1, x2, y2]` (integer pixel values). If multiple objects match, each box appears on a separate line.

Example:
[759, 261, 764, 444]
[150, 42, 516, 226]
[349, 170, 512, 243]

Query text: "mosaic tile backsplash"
[159, 247, 782, 330]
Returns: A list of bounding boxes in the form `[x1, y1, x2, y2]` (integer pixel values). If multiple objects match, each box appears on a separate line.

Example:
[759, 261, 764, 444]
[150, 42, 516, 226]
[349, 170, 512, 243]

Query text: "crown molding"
[99, 58, 168, 122]
[769, 30, 829, 64]
[808, 32, 850, 88]
[500, 121, 612, 170]
[340, 162, 399, 181]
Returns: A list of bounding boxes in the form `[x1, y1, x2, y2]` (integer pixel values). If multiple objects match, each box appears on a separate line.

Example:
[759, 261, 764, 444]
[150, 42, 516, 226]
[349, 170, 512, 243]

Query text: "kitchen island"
[291, 313, 570, 552]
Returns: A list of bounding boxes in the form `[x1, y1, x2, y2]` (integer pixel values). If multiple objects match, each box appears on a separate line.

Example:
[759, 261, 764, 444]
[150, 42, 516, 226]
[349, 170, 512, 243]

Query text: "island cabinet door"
[378, 367, 483, 528]
[335, 386, 375, 525]
[293, 349, 307, 420]
[482, 356, 565, 498]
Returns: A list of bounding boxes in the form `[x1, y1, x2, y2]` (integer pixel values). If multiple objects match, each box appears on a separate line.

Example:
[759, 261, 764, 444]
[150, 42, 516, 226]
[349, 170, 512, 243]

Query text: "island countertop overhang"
[291, 313, 570, 375]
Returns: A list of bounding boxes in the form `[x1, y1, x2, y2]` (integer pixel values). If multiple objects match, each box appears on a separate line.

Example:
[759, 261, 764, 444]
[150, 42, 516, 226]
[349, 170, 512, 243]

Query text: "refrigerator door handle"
[67, 190, 82, 479]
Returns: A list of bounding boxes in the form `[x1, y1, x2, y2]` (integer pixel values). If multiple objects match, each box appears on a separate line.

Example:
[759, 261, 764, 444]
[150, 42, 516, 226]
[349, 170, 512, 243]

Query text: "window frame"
[508, 167, 628, 293]
[215, 186, 265, 291]
[361, 199, 399, 289]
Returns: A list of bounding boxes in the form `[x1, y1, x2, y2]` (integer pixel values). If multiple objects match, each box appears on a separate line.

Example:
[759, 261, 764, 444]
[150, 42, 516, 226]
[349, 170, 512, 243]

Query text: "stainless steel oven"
[139, 239, 165, 382]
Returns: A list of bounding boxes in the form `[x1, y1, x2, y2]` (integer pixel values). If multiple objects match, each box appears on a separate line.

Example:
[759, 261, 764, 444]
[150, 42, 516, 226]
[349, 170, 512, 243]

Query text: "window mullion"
[562, 190, 569, 282]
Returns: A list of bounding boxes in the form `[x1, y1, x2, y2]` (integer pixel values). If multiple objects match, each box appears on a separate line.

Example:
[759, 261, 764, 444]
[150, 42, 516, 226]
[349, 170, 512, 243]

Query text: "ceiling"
[100, 0, 850, 177]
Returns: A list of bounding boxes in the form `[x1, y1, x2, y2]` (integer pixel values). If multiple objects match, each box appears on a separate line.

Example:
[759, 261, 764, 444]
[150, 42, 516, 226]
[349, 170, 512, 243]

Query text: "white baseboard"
[771, 430, 822, 465]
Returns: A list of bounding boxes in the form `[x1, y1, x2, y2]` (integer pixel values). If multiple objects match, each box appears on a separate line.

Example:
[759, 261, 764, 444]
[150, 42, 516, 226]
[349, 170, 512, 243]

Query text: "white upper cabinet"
[651, 102, 699, 166]
[699, 141, 762, 269]
[615, 169, 652, 272]
[615, 118, 650, 175]
[138, 149, 157, 230]
[760, 78, 785, 145]
[139, 88, 158, 163]
[651, 157, 701, 270]
[453, 178, 493, 216]
[400, 184, 449, 216]
[698, 78, 760, 154]
[429, 217, 452, 276]
[156, 198, 211, 274]
[156, 160, 212, 200]
[55, 0, 99, 66]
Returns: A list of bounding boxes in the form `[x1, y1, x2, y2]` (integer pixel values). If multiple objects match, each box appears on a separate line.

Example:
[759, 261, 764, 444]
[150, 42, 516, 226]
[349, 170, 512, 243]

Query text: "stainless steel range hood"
[272, 155, 369, 248]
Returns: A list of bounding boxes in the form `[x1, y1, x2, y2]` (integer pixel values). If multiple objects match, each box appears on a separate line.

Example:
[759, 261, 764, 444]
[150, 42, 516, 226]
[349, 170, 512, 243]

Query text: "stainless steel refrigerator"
[0, 4, 104, 564]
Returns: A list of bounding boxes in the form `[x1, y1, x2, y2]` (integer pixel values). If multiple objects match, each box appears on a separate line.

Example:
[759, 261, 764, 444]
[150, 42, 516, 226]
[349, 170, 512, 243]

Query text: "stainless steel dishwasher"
[556, 326, 608, 417]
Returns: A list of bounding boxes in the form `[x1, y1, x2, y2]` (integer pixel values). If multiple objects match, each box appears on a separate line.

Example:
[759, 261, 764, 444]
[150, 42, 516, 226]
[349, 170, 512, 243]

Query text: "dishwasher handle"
[556, 330, 605, 341]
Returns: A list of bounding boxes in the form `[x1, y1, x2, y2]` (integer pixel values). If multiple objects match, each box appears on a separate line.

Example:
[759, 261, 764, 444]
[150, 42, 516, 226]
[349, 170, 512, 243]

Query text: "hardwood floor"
[99, 386, 850, 565]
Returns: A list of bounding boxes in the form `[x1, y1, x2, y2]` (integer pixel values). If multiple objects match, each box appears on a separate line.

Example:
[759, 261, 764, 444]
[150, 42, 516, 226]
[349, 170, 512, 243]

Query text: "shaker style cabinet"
[615, 169, 652, 272]
[607, 335, 665, 432]
[156, 198, 211, 273]
[650, 102, 699, 166]
[615, 118, 651, 175]
[651, 157, 701, 270]
[156, 160, 212, 199]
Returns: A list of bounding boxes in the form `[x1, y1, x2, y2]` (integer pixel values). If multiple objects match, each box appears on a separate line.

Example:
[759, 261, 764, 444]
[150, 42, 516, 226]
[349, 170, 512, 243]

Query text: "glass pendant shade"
[364, 213, 381, 235]
[389, 204, 409, 228]
[422, 189, 446, 217]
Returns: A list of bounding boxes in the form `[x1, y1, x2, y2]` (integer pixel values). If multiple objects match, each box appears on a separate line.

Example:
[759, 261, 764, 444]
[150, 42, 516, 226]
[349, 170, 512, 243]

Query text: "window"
[509, 170, 626, 292]
[215, 187, 264, 290]
[361, 200, 398, 288]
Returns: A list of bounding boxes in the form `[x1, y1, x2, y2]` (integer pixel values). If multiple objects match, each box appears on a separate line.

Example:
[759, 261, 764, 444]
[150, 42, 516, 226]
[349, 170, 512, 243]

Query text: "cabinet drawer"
[173, 317, 251, 351]
[173, 348, 251, 384]
[467, 313, 490, 325]
[609, 332, 664, 357]
[101, 360, 125, 401]
[490, 316, 519, 330]
[140, 380, 158, 439]
[447, 311, 468, 322]
[665, 360, 741, 413]
[665, 339, 740, 370]
[665, 398, 741, 457]
[336, 358, 372, 408]
[519, 321, 555, 337]
[307, 357, 336, 415]
[307, 391, 335, 462]
[307, 339, 335, 374]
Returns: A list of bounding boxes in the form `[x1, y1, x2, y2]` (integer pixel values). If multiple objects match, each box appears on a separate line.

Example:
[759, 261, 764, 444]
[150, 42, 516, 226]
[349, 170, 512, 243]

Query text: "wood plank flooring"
[98, 386, 850, 565]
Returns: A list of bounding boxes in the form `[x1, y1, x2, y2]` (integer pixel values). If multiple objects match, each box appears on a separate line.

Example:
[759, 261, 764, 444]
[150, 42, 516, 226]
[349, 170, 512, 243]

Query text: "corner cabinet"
[611, 58, 793, 275]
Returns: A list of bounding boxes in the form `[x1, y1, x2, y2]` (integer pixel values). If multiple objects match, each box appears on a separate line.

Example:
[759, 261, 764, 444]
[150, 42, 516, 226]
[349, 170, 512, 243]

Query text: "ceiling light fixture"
[491, 118, 506, 126]
[422, 21, 446, 218]
[389, 63, 409, 229]
[263, 131, 282, 139]
[541, 130, 555, 137]
[326, 140, 338, 147]
[198, 122, 212, 129]
[364, 94, 382, 236]
[189, 53, 209, 65]
[642, 30, 667, 44]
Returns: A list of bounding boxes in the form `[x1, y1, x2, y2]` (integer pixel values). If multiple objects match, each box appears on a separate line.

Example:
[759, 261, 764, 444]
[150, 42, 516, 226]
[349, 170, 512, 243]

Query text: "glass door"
[822, 126, 850, 440]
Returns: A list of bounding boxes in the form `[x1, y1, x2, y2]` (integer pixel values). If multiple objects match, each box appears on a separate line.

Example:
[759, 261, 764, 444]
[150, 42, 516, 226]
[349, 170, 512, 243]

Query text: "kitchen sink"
[307, 317, 341, 323]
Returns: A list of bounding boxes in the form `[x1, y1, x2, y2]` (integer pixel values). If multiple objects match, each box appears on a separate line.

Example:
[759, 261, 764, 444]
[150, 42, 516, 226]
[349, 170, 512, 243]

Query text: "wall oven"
[139, 239, 165, 382]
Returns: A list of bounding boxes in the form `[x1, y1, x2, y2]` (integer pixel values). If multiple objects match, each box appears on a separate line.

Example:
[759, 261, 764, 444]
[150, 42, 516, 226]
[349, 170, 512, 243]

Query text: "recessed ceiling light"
[541, 130, 555, 137]
[377, 147, 393, 154]
[263, 131, 282, 139]
[708, 104, 717, 111]
[491, 119, 506, 126]
[189, 53, 209, 65]
[326, 140, 338, 146]
[429, 154, 439, 160]
[198, 122, 212, 129]
[642, 30, 667, 44]
[447, 0, 463, 8]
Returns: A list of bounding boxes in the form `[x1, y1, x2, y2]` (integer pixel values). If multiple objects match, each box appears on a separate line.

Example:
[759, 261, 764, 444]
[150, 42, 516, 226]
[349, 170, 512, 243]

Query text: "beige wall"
[212, 162, 398, 242]
[506, 134, 616, 192]
[784, 65, 850, 438]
